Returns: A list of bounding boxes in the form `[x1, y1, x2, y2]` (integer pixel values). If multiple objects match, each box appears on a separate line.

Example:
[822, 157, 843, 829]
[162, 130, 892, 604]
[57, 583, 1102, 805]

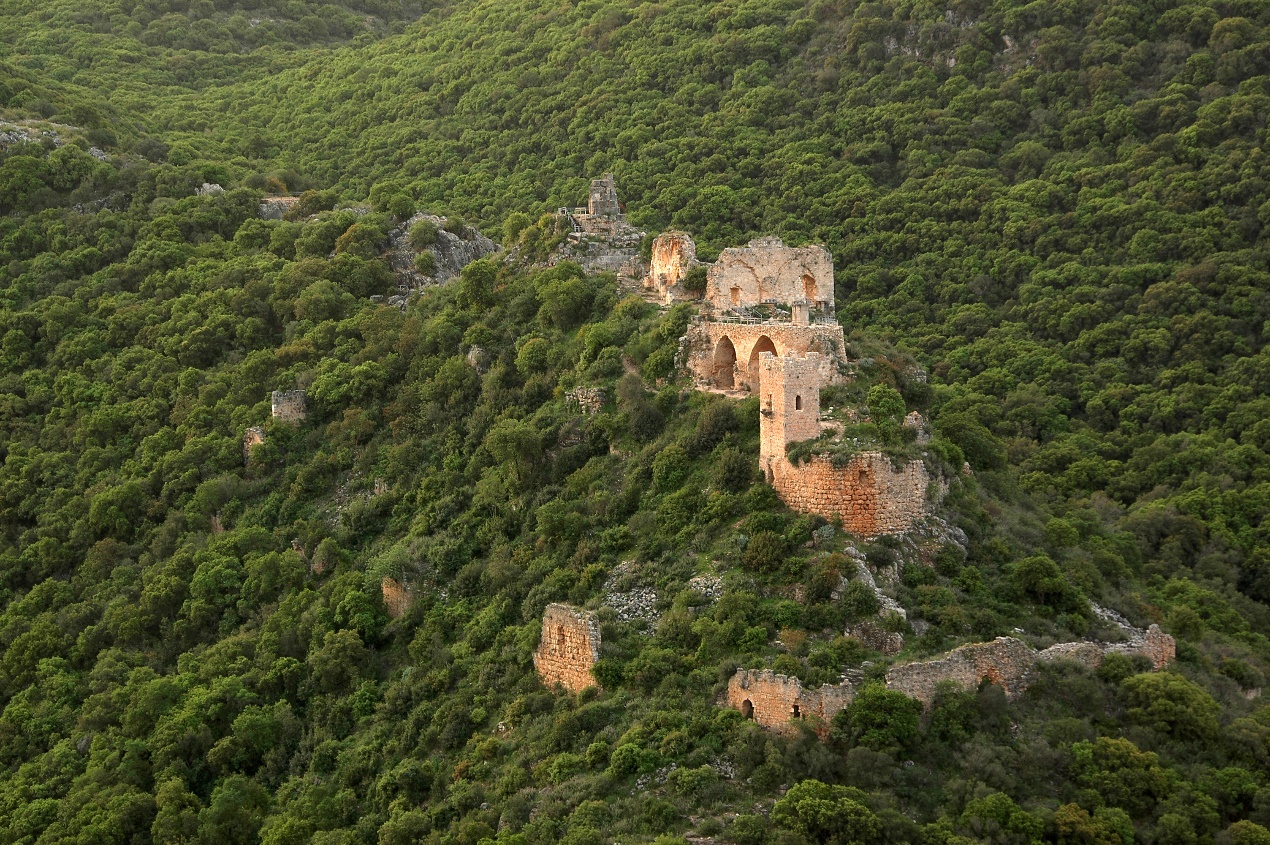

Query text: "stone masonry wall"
[682, 321, 847, 391]
[271, 390, 307, 423]
[758, 352, 824, 458]
[770, 452, 931, 539]
[534, 603, 602, 693]
[704, 237, 834, 314]
[725, 625, 1177, 732]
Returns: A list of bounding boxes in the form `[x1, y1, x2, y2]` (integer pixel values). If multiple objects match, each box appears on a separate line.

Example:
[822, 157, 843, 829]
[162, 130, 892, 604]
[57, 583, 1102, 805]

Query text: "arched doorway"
[747, 335, 777, 391]
[802, 273, 817, 303]
[712, 336, 737, 389]
[741, 699, 754, 719]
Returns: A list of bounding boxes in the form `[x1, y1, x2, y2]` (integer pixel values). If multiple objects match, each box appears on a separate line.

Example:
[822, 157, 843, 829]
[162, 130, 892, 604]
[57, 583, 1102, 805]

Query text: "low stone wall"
[725, 625, 1177, 731]
[566, 387, 606, 415]
[534, 604, 602, 693]
[769, 452, 929, 539]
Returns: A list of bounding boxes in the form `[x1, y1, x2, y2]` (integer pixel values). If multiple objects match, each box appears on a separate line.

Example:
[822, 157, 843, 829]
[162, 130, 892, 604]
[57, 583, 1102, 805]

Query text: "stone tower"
[271, 390, 307, 423]
[588, 174, 621, 217]
[758, 352, 823, 480]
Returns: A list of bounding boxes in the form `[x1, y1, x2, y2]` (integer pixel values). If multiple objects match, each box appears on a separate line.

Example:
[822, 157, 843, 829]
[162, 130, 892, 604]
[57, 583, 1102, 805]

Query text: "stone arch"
[802, 273, 817, 302]
[741, 699, 754, 719]
[712, 336, 737, 389]
[746, 335, 777, 391]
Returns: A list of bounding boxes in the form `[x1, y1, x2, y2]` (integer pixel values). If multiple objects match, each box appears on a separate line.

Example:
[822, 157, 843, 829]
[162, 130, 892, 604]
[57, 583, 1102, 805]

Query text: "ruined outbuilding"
[271, 390, 307, 423]
[724, 625, 1176, 732]
[534, 603, 602, 693]
[557, 175, 645, 280]
[758, 353, 930, 538]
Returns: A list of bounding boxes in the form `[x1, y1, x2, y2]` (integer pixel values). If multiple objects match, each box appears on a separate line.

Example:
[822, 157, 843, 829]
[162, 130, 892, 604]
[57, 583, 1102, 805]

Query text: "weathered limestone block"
[646, 231, 698, 298]
[381, 577, 414, 618]
[845, 620, 904, 655]
[259, 196, 301, 220]
[534, 604, 601, 693]
[566, 387, 606, 415]
[271, 390, 307, 423]
[243, 426, 265, 464]
[704, 237, 834, 314]
[588, 174, 621, 217]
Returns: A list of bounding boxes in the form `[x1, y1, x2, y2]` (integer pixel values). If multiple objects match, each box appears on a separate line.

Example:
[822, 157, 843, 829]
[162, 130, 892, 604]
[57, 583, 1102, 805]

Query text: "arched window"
[741, 699, 754, 719]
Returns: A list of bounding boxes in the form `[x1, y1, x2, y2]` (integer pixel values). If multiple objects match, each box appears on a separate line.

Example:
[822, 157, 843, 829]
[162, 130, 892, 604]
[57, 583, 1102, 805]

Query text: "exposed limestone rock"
[384, 213, 499, 291]
[259, 196, 301, 219]
[534, 604, 601, 693]
[844, 620, 904, 655]
[197, 183, 225, 196]
[243, 426, 265, 464]
[646, 231, 699, 301]
[271, 390, 306, 423]
[381, 577, 414, 618]
[565, 387, 606, 415]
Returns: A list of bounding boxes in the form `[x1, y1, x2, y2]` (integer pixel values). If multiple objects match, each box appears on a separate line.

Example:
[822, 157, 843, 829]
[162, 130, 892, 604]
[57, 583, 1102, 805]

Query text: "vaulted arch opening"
[747, 335, 777, 391]
[712, 336, 737, 389]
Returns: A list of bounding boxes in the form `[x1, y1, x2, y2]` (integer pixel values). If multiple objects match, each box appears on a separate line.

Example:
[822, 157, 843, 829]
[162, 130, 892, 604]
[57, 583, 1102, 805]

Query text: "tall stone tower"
[588, 174, 621, 217]
[758, 352, 822, 481]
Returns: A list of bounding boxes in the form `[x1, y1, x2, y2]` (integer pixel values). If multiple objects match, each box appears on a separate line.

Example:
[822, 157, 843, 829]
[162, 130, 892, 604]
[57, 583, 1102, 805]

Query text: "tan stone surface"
[271, 390, 307, 423]
[243, 426, 265, 464]
[381, 577, 414, 618]
[704, 237, 834, 314]
[725, 669, 853, 737]
[682, 321, 846, 391]
[646, 231, 698, 299]
[534, 603, 601, 693]
[770, 452, 930, 539]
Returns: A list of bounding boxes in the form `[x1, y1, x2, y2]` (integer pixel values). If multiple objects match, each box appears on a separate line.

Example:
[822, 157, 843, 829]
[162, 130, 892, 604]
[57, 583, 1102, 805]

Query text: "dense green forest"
[5, 0, 1270, 843]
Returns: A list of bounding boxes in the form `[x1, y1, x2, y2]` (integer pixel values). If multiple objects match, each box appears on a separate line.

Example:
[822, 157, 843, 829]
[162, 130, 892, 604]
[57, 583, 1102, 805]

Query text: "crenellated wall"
[534, 604, 602, 693]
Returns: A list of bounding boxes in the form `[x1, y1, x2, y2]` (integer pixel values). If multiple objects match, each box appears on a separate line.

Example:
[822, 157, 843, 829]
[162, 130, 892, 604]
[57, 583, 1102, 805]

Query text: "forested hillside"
[4, 1, 1270, 844]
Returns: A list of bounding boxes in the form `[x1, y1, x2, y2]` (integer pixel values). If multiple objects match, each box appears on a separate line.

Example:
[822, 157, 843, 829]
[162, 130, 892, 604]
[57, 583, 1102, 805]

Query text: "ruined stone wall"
[271, 390, 307, 423]
[727, 628, 1177, 732]
[243, 427, 265, 465]
[259, 196, 301, 220]
[381, 577, 414, 619]
[725, 669, 855, 736]
[646, 231, 698, 299]
[769, 452, 930, 539]
[534, 604, 602, 693]
[885, 637, 1037, 705]
[704, 237, 834, 313]
[566, 387, 606, 415]
[681, 321, 847, 391]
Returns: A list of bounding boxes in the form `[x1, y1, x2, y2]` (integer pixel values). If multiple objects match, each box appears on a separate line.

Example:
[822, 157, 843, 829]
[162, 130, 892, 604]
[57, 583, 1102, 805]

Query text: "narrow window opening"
[556, 625, 566, 649]
[792, 704, 801, 718]
[730, 286, 741, 306]
[795, 395, 802, 411]
[858, 469, 868, 483]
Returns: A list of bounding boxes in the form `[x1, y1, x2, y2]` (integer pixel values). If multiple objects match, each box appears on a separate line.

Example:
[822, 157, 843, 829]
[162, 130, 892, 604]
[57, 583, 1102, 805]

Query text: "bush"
[743, 531, 786, 572]
[409, 218, 438, 250]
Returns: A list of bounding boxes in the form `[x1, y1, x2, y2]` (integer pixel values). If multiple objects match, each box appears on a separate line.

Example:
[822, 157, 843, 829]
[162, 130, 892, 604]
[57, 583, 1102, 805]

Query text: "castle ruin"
[271, 389, 307, 423]
[533, 603, 602, 693]
[724, 625, 1176, 733]
[557, 175, 644, 280]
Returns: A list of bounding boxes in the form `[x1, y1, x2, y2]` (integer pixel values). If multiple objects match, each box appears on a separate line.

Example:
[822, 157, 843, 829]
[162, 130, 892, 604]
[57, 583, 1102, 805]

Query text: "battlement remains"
[534, 603, 602, 693]
[271, 390, 307, 423]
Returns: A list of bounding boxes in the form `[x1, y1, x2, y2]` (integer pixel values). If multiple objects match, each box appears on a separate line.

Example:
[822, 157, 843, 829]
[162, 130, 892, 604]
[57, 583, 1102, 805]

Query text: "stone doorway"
[713, 336, 737, 388]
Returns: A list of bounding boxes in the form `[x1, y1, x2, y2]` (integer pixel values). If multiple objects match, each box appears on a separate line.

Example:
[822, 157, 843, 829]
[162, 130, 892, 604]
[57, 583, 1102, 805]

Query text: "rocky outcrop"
[646, 231, 698, 300]
[566, 387, 606, 415]
[243, 427, 265, 464]
[381, 577, 414, 618]
[259, 196, 302, 220]
[384, 213, 499, 290]
[534, 604, 602, 693]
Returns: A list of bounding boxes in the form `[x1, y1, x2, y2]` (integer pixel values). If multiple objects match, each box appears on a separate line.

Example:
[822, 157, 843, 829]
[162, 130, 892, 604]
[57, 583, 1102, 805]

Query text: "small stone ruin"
[533, 603, 602, 693]
[271, 389, 307, 423]
[565, 387, 606, 415]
